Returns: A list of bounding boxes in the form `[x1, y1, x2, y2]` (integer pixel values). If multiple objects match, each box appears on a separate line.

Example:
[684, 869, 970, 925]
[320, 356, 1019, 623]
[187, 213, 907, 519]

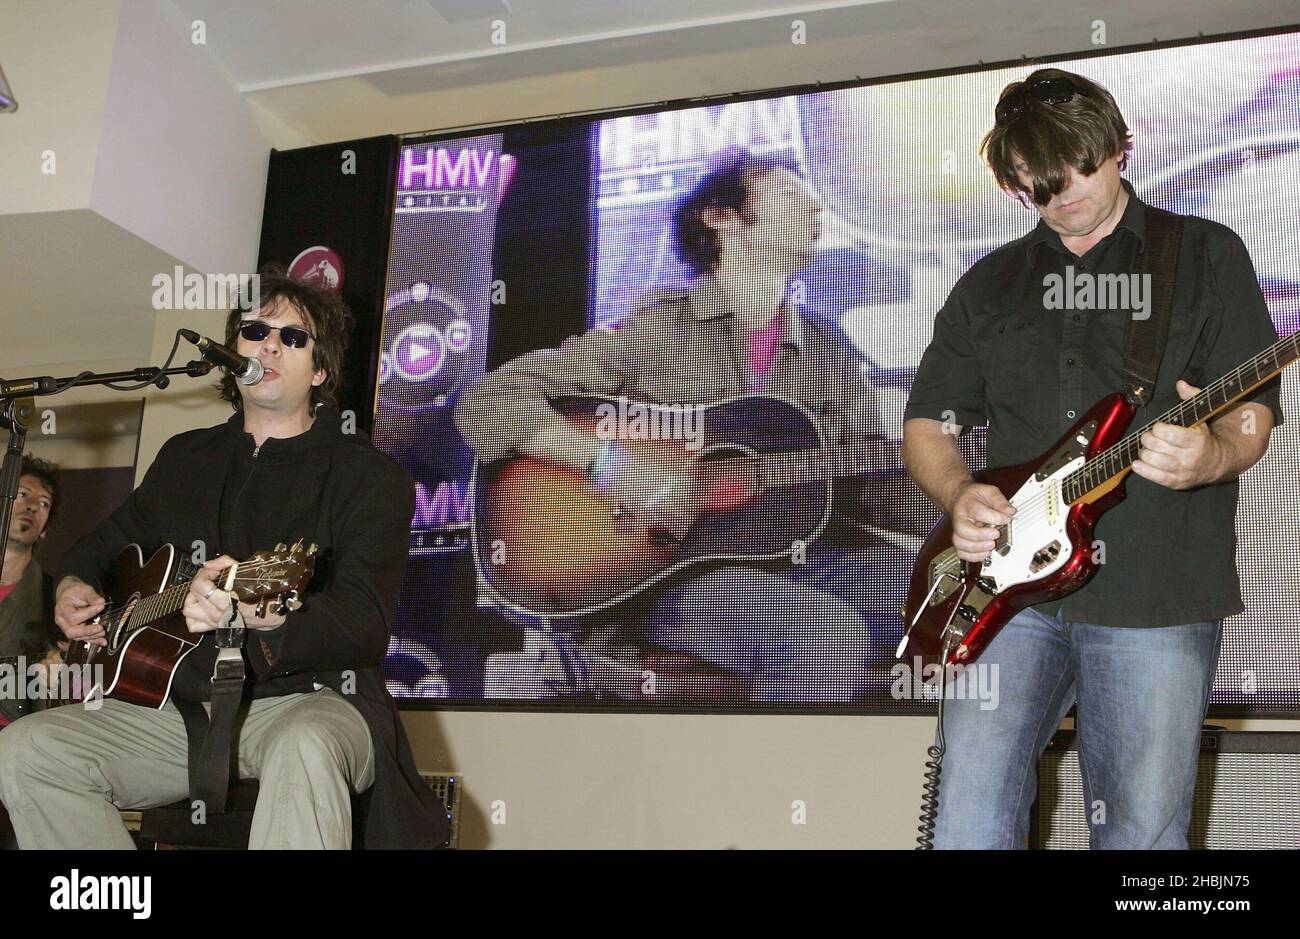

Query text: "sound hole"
[106, 594, 141, 654]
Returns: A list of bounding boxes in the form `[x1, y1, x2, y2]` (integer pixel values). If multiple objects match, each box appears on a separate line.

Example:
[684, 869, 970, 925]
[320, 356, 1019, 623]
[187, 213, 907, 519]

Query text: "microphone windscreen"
[238, 357, 265, 386]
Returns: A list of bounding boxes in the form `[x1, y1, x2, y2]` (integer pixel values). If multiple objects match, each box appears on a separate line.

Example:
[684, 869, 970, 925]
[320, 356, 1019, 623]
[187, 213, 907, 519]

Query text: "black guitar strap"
[172, 605, 246, 816]
[1122, 204, 1185, 406]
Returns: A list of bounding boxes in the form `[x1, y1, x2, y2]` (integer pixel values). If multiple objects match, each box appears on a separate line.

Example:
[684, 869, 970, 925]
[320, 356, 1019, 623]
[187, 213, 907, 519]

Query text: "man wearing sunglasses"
[0, 269, 449, 849]
[902, 68, 1283, 848]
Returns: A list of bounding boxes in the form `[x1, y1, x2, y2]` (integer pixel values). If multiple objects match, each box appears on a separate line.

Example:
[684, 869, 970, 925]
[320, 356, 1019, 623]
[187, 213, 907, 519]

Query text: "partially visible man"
[0, 454, 60, 728]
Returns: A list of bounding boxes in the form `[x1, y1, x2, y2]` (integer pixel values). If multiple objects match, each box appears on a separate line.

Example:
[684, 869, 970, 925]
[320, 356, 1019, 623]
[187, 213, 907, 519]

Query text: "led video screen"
[373, 31, 1300, 713]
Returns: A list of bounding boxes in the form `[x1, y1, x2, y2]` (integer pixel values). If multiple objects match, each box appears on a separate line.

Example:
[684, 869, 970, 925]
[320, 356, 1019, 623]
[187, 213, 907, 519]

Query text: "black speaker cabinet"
[1031, 728, 1300, 849]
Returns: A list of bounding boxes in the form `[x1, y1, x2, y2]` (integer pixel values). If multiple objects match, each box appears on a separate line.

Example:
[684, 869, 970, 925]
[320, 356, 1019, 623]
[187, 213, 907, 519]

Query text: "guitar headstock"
[230, 539, 318, 618]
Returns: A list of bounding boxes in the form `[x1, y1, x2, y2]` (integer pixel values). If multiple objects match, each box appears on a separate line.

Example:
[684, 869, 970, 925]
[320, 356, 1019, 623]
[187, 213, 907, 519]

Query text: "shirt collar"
[1028, 177, 1146, 257]
[226, 403, 343, 456]
[686, 275, 806, 352]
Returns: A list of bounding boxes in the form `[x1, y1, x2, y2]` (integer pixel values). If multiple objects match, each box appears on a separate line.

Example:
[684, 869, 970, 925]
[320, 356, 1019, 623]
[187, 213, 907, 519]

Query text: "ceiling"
[172, 0, 894, 91]
[169, 0, 1300, 143]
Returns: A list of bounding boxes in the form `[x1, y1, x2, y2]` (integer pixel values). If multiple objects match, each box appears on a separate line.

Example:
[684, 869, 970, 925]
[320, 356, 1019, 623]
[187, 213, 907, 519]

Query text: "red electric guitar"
[61, 540, 317, 708]
[900, 331, 1298, 679]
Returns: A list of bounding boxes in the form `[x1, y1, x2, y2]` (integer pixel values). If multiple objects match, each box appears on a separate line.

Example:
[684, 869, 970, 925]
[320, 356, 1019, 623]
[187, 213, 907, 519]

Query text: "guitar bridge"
[926, 548, 965, 607]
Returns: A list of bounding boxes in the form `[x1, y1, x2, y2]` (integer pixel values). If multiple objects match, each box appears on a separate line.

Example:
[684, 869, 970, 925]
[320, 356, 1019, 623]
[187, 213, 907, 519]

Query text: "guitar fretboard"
[125, 580, 193, 633]
[740, 437, 902, 487]
[1065, 330, 1298, 502]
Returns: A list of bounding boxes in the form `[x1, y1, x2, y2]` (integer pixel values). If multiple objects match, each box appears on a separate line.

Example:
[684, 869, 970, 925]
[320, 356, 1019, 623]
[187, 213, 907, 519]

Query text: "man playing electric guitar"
[902, 69, 1284, 848]
[0, 270, 448, 849]
[455, 147, 915, 703]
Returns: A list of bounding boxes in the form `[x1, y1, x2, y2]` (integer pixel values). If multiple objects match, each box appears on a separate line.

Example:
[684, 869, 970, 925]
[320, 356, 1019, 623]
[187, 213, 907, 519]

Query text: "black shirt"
[904, 179, 1285, 627]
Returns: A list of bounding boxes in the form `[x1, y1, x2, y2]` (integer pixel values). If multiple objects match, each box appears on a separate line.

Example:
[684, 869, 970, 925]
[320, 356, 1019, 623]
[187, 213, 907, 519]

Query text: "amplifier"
[420, 772, 463, 849]
[1031, 728, 1300, 849]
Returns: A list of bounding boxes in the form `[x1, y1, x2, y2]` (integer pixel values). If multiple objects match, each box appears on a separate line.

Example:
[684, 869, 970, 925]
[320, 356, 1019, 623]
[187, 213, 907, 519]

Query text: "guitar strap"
[1122, 204, 1185, 406]
[172, 606, 246, 815]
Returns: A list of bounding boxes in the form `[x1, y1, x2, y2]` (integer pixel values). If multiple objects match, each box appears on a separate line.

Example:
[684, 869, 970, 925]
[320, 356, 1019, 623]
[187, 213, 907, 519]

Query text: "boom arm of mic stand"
[0, 359, 212, 547]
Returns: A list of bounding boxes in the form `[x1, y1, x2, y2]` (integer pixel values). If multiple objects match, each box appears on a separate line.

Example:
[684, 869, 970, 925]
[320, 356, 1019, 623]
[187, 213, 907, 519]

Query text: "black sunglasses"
[995, 76, 1081, 126]
[239, 320, 315, 348]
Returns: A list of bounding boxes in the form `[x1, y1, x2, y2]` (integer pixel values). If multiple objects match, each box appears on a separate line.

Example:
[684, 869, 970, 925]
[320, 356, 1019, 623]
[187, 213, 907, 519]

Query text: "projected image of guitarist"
[0, 269, 449, 849]
[901, 69, 1286, 848]
[455, 147, 916, 703]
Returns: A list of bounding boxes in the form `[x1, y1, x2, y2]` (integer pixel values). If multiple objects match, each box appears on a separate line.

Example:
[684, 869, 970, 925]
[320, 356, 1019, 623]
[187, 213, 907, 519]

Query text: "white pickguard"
[979, 453, 1087, 592]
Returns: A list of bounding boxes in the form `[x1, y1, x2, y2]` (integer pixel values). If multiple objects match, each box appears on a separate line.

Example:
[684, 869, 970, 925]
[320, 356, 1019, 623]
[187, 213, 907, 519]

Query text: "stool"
[139, 779, 261, 850]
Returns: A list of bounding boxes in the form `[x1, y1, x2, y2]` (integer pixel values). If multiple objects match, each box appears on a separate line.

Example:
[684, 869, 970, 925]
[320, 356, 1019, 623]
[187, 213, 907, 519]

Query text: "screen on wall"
[373, 30, 1300, 713]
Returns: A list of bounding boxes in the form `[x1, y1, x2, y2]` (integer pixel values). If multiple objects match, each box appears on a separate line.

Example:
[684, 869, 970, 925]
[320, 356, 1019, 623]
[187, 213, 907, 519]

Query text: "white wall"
[90, 0, 278, 277]
[0, 0, 119, 216]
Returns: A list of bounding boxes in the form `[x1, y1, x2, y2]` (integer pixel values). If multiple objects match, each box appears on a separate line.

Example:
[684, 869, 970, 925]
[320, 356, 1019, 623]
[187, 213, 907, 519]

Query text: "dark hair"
[19, 453, 60, 527]
[981, 68, 1133, 206]
[218, 264, 355, 413]
[672, 147, 803, 275]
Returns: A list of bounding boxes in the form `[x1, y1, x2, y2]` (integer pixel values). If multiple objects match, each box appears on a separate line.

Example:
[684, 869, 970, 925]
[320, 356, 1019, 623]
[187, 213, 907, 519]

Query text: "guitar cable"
[915, 635, 957, 850]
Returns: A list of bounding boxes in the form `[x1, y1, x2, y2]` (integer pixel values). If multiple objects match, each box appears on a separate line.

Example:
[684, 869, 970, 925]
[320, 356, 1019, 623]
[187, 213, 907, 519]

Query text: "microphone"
[179, 329, 264, 386]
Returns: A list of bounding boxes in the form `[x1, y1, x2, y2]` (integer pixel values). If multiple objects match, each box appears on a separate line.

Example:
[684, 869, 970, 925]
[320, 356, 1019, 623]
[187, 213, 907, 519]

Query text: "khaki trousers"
[0, 688, 374, 849]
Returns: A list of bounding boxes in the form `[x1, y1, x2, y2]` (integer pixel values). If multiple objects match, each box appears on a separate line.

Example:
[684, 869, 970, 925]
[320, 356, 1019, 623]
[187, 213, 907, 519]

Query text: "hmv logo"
[400, 147, 501, 191]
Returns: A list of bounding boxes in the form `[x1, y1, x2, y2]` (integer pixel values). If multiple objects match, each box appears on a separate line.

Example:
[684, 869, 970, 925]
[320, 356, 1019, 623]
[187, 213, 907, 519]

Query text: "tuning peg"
[275, 542, 287, 552]
[285, 590, 302, 612]
[307, 543, 319, 556]
[255, 598, 268, 618]
[271, 597, 286, 617]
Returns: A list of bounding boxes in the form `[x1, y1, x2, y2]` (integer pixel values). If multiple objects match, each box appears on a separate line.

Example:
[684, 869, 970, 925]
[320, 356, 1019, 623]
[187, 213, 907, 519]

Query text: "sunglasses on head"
[995, 76, 1081, 126]
[239, 320, 315, 348]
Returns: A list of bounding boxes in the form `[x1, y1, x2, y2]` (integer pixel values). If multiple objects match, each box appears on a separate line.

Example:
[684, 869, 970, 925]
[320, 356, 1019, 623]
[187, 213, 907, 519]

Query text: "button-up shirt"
[457, 276, 888, 457]
[454, 275, 893, 539]
[904, 179, 1285, 627]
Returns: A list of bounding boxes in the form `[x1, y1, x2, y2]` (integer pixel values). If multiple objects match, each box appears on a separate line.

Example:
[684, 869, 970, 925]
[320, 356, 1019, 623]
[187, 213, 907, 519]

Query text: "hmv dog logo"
[288, 246, 344, 294]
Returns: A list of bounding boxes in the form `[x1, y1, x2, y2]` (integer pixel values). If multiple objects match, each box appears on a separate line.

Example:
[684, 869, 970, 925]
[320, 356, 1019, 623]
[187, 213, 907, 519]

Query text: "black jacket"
[59, 405, 449, 848]
[0, 558, 55, 723]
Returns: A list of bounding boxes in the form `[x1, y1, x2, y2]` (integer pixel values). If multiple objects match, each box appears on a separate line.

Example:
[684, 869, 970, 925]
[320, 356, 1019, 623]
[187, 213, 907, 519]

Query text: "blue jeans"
[635, 536, 912, 703]
[932, 604, 1222, 849]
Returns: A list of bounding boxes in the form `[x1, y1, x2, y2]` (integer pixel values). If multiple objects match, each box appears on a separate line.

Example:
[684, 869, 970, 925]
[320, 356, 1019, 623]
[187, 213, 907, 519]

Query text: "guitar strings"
[937, 336, 1297, 539]
[76, 556, 302, 633]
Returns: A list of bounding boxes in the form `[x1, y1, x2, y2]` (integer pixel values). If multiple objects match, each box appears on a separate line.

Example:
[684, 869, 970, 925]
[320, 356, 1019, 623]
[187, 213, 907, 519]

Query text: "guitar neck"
[751, 437, 902, 488]
[129, 580, 194, 629]
[1068, 330, 1299, 501]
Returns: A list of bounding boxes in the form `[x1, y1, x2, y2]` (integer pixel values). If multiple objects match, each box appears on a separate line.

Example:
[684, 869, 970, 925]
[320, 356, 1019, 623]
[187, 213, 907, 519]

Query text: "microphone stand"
[0, 360, 213, 568]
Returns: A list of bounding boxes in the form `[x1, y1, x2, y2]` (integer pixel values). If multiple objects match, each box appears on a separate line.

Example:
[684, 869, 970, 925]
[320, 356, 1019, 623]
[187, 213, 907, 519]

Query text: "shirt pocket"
[973, 309, 1047, 398]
